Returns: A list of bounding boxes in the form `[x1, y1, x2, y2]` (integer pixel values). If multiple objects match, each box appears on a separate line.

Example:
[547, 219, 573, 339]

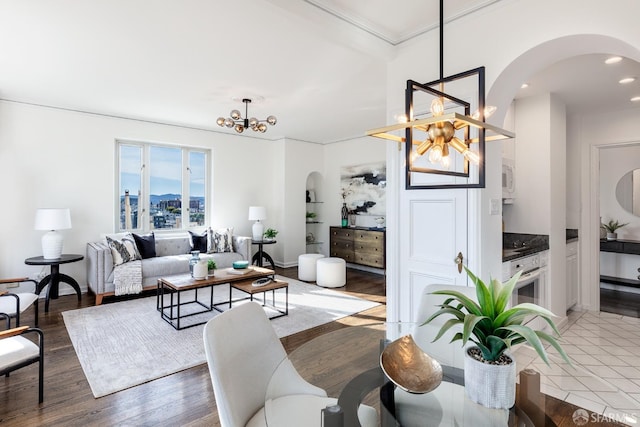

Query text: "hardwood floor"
[0, 267, 386, 427]
[2, 269, 622, 426]
[600, 287, 640, 318]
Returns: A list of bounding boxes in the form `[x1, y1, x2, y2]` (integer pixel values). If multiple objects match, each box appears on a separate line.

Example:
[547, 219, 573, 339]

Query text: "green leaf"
[464, 266, 494, 319]
[430, 318, 463, 343]
[485, 335, 508, 361]
[499, 324, 550, 365]
[494, 271, 521, 314]
[536, 330, 574, 367]
[462, 314, 489, 344]
[421, 306, 464, 325]
[430, 290, 482, 316]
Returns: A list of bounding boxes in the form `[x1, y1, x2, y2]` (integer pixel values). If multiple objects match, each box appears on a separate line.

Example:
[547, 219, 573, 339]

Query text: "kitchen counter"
[503, 232, 549, 262]
[502, 230, 578, 262]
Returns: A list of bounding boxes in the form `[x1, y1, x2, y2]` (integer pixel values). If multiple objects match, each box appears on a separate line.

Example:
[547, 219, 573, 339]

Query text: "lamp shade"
[34, 208, 72, 259]
[34, 208, 72, 231]
[248, 206, 267, 221]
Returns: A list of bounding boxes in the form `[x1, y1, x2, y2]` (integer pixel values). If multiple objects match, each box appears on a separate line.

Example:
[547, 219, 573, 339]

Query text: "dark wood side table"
[251, 240, 276, 270]
[25, 254, 83, 312]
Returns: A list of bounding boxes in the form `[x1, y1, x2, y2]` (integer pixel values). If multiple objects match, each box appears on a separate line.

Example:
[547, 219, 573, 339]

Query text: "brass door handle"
[455, 252, 464, 274]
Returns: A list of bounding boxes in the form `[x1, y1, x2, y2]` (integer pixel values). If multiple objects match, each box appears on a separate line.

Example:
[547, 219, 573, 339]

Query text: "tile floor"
[513, 309, 640, 425]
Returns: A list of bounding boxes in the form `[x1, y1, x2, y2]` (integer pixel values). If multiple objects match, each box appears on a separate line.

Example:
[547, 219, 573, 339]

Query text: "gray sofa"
[86, 233, 251, 305]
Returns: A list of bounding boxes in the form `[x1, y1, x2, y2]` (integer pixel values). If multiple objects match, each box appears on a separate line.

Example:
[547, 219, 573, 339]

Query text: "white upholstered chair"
[203, 302, 377, 427]
[0, 326, 44, 403]
[0, 278, 39, 328]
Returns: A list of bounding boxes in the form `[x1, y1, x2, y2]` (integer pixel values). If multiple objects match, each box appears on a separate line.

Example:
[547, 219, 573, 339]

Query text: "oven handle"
[515, 269, 540, 286]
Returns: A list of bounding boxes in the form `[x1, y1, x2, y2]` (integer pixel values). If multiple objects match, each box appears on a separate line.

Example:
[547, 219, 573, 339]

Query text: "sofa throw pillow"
[189, 230, 208, 253]
[207, 227, 234, 253]
[106, 234, 140, 266]
[132, 232, 156, 259]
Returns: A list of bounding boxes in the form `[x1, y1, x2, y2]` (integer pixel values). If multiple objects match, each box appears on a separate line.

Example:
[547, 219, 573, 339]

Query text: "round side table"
[25, 254, 83, 312]
[251, 240, 276, 270]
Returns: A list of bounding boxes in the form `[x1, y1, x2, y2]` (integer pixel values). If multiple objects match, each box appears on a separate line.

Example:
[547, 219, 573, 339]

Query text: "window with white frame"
[116, 141, 209, 232]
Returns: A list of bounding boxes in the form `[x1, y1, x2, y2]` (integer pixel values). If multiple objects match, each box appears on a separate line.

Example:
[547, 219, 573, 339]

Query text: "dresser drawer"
[354, 231, 384, 246]
[331, 238, 353, 251]
[330, 248, 354, 262]
[331, 227, 355, 240]
[353, 252, 384, 268]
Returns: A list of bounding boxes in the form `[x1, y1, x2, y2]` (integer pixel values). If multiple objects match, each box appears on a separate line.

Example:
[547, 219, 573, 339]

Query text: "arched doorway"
[487, 34, 640, 313]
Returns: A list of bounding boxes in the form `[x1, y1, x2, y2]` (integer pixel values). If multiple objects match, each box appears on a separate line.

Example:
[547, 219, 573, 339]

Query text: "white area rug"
[63, 276, 380, 398]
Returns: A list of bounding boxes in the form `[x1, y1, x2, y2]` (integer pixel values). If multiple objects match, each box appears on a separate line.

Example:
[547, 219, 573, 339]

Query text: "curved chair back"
[413, 284, 477, 369]
[203, 302, 287, 427]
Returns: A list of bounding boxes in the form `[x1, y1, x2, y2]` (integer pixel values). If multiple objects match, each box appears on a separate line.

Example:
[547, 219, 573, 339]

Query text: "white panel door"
[397, 187, 468, 323]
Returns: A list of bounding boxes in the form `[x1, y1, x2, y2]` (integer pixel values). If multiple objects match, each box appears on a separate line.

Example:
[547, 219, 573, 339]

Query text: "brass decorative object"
[380, 334, 443, 394]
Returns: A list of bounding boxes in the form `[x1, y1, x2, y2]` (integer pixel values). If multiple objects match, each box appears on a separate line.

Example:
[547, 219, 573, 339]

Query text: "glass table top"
[264, 322, 632, 427]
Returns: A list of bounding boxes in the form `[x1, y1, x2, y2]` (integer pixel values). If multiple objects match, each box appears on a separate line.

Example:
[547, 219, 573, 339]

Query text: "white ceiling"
[0, 1, 638, 144]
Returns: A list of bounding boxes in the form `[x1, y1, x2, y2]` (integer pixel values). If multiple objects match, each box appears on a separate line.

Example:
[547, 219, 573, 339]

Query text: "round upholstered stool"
[316, 257, 346, 288]
[298, 253, 325, 282]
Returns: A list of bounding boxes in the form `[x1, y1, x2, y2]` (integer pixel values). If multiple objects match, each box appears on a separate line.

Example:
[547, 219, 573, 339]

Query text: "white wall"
[0, 100, 278, 293]
[498, 93, 568, 317]
[503, 94, 553, 234]
[281, 139, 324, 267]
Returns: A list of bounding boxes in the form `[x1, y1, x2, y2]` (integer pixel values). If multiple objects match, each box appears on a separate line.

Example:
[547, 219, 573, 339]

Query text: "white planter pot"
[606, 232, 617, 241]
[463, 347, 516, 409]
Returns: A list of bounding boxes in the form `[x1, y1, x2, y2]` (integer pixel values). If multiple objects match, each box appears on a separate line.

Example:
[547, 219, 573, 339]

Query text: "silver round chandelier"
[216, 98, 277, 134]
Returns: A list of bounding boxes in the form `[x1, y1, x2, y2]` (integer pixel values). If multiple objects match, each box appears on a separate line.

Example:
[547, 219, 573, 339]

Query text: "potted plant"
[601, 219, 628, 241]
[264, 228, 278, 241]
[422, 266, 571, 409]
[207, 259, 217, 276]
[306, 211, 317, 222]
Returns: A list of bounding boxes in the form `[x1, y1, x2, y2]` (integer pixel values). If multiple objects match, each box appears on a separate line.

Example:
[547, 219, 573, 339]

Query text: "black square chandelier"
[367, 0, 514, 189]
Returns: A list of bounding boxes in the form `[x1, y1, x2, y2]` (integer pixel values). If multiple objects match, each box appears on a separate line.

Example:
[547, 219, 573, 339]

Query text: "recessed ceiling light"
[619, 77, 636, 84]
[631, 96, 640, 102]
[605, 56, 623, 65]
[520, 83, 529, 89]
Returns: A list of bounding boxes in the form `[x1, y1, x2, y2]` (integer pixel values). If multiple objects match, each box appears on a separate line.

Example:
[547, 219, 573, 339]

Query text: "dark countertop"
[503, 230, 579, 262]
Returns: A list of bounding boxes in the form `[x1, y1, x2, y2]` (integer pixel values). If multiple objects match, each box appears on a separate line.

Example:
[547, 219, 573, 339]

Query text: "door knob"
[455, 252, 464, 274]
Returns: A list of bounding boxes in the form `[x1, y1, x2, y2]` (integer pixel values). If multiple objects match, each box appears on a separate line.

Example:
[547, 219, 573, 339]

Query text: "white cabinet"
[566, 241, 579, 310]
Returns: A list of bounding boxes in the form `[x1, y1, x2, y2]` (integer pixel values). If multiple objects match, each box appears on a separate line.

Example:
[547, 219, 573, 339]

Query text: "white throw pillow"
[106, 233, 140, 265]
[207, 227, 234, 253]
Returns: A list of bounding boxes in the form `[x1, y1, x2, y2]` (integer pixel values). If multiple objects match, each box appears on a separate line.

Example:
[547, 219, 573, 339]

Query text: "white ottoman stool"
[298, 253, 325, 282]
[316, 257, 346, 288]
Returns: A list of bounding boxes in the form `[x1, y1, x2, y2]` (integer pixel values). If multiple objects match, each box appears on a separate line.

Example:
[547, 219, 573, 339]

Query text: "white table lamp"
[248, 206, 266, 241]
[34, 208, 72, 259]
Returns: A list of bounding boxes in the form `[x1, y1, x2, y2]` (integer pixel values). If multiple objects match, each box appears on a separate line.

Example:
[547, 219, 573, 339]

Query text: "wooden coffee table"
[157, 266, 276, 330]
[230, 278, 289, 319]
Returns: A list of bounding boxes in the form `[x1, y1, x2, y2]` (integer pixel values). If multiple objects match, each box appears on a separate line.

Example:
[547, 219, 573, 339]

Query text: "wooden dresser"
[330, 226, 385, 269]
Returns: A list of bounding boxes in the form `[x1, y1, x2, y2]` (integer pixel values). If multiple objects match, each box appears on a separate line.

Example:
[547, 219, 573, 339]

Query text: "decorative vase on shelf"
[341, 203, 348, 227]
[607, 232, 617, 241]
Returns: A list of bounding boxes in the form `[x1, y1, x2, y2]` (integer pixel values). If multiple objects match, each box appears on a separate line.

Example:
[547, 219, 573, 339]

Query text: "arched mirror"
[615, 168, 640, 216]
